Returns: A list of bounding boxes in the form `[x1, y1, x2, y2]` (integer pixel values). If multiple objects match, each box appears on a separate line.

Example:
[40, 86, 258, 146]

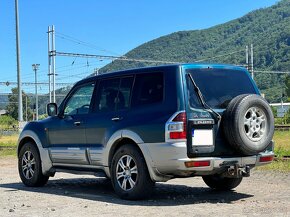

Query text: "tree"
[286, 75, 290, 101]
[6, 88, 33, 121]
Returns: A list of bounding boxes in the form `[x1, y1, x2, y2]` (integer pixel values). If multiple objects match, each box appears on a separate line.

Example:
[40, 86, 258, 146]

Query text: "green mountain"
[101, 0, 290, 103]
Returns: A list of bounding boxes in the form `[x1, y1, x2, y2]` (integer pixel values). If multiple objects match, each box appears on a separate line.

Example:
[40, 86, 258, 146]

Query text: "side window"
[132, 72, 164, 107]
[95, 77, 134, 112]
[64, 83, 95, 115]
[96, 78, 120, 112]
[117, 77, 134, 110]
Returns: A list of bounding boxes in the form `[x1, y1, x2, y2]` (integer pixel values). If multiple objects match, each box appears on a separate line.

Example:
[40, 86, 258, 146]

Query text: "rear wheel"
[202, 175, 242, 190]
[18, 142, 49, 187]
[111, 144, 154, 200]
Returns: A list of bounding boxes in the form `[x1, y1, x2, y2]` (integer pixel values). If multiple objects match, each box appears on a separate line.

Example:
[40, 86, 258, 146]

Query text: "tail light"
[166, 111, 187, 140]
[259, 155, 274, 162]
[184, 160, 210, 168]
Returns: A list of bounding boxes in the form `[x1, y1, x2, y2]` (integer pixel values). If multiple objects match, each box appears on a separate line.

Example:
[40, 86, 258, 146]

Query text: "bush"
[0, 115, 17, 130]
[38, 114, 48, 120]
[284, 108, 290, 124]
[271, 106, 277, 117]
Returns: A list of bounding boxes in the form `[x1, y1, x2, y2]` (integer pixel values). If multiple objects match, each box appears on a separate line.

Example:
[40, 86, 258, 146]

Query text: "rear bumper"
[143, 142, 274, 180]
[177, 152, 274, 172]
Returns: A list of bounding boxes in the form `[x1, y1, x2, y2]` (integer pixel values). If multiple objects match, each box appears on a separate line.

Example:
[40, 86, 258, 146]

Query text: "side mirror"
[47, 103, 58, 116]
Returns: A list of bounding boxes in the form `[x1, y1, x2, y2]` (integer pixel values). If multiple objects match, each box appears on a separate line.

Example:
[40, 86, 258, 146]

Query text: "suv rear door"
[183, 65, 258, 157]
[86, 76, 134, 165]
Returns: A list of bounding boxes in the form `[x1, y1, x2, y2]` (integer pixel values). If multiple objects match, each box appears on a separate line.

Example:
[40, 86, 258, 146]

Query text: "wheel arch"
[17, 130, 53, 176]
[104, 130, 165, 182]
[17, 136, 36, 157]
[108, 137, 139, 168]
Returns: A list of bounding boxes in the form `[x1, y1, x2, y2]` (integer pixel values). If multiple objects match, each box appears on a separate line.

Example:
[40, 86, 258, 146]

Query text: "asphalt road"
[0, 157, 289, 217]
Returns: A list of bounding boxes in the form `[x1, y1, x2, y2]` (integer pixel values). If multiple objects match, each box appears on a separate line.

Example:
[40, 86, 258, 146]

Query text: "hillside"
[100, 0, 290, 103]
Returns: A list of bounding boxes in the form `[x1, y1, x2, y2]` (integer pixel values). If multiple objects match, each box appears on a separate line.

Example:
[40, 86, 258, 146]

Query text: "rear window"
[186, 68, 256, 109]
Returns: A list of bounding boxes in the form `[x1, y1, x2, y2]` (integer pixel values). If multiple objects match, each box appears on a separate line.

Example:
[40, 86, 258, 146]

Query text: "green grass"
[273, 131, 290, 157]
[256, 160, 290, 172]
[256, 130, 290, 172]
[0, 134, 18, 156]
[0, 148, 16, 157]
[0, 134, 18, 147]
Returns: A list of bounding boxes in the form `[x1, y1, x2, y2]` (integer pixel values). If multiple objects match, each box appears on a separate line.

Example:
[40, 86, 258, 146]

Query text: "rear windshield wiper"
[187, 73, 221, 122]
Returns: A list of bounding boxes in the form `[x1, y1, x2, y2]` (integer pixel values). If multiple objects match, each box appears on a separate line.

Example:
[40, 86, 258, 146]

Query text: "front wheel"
[202, 175, 242, 190]
[18, 142, 49, 187]
[111, 144, 154, 200]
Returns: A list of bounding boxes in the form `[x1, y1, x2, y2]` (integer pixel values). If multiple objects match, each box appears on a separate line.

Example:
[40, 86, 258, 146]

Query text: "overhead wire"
[55, 31, 123, 56]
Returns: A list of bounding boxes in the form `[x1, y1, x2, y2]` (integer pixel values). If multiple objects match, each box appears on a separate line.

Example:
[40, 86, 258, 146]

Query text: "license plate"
[192, 129, 213, 146]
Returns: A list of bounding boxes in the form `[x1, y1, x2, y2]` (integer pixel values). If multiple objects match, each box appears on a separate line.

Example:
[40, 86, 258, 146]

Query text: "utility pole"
[52, 25, 56, 103]
[48, 26, 52, 103]
[25, 95, 28, 121]
[245, 45, 249, 70]
[94, 68, 99, 76]
[48, 25, 56, 103]
[15, 0, 23, 122]
[32, 64, 40, 121]
[250, 44, 254, 79]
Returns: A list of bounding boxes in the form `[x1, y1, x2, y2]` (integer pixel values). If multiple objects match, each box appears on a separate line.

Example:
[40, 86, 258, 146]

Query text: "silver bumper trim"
[178, 151, 275, 172]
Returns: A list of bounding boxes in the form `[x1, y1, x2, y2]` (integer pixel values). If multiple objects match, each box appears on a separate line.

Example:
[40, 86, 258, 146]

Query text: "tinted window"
[95, 77, 134, 112]
[96, 78, 120, 112]
[132, 73, 164, 107]
[64, 83, 95, 115]
[186, 68, 256, 109]
[117, 77, 134, 110]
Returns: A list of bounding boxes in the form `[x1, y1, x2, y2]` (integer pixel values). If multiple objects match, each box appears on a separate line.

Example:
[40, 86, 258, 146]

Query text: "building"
[269, 102, 290, 118]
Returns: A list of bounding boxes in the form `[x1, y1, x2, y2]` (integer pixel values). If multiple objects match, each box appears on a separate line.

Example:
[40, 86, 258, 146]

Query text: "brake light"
[259, 156, 274, 162]
[168, 112, 187, 140]
[170, 131, 187, 139]
[185, 160, 210, 168]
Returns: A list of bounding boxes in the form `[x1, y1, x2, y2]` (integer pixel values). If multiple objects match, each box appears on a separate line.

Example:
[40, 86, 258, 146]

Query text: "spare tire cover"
[223, 94, 274, 155]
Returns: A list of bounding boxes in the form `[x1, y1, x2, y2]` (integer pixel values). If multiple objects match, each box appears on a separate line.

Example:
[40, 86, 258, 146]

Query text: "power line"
[0, 82, 73, 86]
[254, 70, 290, 74]
[55, 51, 179, 64]
[0, 93, 67, 97]
[55, 31, 122, 56]
[194, 49, 245, 62]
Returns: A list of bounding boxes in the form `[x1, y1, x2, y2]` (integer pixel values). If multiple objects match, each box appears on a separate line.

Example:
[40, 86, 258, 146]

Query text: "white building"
[269, 102, 290, 118]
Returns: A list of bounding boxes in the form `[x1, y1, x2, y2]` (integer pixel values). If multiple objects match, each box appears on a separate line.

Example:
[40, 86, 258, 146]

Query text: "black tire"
[223, 94, 274, 155]
[18, 142, 49, 187]
[202, 175, 242, 190]
[110, 144, 154, 200]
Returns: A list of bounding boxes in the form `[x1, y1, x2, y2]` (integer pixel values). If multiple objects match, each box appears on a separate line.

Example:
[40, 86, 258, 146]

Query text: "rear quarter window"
[131, 72, 164, 107]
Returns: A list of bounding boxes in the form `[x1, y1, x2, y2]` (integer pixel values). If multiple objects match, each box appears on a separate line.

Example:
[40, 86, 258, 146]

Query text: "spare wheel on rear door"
[223, 94, 274, 155]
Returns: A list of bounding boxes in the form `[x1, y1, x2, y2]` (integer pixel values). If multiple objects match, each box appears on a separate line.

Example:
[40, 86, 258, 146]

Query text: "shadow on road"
[0, 177, 253, 206]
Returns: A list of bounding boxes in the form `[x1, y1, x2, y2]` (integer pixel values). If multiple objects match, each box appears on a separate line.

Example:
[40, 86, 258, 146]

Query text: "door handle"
[74, 121, 81, 126]
[111, 117, 123, 122]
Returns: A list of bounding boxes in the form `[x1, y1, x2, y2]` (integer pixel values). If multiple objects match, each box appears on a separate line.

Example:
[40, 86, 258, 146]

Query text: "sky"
[0, 0, 279, 94]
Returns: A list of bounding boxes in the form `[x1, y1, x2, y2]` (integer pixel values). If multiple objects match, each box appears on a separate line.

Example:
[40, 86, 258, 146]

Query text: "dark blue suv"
[17, 64, 274, 199]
